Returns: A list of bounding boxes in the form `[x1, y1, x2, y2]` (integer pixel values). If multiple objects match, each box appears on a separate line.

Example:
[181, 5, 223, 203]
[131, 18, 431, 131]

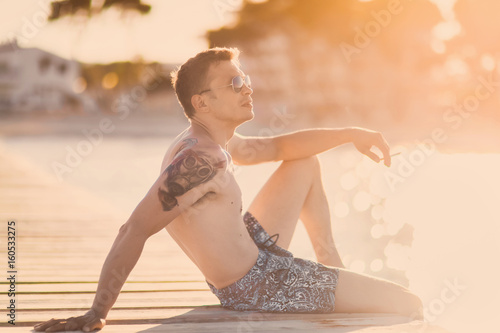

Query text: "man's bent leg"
[247, 156, 343, 266]
[246, 157, 422, 318]
[334, 269, 424, 319]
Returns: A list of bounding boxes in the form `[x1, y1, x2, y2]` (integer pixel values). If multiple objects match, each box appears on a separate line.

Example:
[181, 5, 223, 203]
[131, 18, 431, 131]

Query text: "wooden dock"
[0, 146, 451, 332]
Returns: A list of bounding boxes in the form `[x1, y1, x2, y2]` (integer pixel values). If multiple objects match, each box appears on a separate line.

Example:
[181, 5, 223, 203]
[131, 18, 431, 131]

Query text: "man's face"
[201, 60, 253, 125]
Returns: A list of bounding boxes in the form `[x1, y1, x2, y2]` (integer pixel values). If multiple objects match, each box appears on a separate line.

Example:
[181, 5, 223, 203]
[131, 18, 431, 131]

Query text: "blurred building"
[0, 40, 96, 114]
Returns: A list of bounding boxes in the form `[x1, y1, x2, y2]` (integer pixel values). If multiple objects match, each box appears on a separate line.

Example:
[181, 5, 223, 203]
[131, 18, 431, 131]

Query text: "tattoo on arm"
[175, 138, 198, 154]
[158, 140, 225, 211]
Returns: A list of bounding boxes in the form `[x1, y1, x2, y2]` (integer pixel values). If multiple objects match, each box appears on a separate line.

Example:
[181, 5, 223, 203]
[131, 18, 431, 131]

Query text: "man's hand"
[351, 127, 392, 167]
[33, 310, 105, 332]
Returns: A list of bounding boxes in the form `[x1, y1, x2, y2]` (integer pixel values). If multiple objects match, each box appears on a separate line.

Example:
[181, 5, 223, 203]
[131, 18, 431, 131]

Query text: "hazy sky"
[0, 0, 242, 64]
[0, 0, 454, 64]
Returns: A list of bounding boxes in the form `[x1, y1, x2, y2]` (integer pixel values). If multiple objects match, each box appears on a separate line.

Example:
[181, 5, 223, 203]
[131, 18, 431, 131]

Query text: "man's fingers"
[381, 150, 391, 167]
[354, 130, 392, 167]
[83, 318, 106, 332]
[375, 135, 391, 167]
[44, 320, 69, 332]
[379, 145, 391, 167]
[34, 318, 59, 332]
[34, 317, 85, 332]
[34, 314, 104, 332]
[45, 318, 82, 332]
[363, 150, 381, 163]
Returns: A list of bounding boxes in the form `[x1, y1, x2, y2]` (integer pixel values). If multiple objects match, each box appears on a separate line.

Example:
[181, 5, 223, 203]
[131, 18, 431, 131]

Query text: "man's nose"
[242, 84, 253, 95]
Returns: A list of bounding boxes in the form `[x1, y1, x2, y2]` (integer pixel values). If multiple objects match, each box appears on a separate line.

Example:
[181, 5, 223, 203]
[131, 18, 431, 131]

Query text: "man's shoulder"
[163, 136, 227, 174]
[173, 137, 225, 160]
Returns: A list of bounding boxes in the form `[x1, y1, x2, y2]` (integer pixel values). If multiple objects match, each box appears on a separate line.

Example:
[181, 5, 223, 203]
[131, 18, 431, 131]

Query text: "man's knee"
[397, 290, 424, 320]
[408, 293, 424, 320]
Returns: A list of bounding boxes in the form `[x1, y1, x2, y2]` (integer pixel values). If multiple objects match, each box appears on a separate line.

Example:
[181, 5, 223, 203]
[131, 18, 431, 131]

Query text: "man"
[34, 47, 423, 332]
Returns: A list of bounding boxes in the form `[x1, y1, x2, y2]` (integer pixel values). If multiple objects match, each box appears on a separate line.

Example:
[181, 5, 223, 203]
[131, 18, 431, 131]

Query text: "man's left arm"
[228, 127, 392, 167]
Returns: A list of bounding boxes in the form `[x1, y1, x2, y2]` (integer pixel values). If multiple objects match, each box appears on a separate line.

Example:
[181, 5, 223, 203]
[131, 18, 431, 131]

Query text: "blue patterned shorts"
[207, 212, 340, 313]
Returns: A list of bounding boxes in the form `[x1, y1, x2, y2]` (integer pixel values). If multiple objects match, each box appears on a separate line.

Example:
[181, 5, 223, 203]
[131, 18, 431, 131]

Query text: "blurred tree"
[208, 0, 371, 47]
[209, 0, 441, 63]
[81, 61, 172, 106]
[208, 0, 443, 124]
[48, 0, 151, 20]
[45, 0, 155, 113]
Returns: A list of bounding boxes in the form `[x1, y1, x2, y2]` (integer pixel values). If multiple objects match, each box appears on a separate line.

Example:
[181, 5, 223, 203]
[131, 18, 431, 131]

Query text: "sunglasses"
[199, 75, 251, 95]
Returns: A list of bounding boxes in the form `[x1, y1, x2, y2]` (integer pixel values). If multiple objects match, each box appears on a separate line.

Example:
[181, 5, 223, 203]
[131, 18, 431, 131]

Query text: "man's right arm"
[89, 144, 226, 320]
[34, 145, 225, 332]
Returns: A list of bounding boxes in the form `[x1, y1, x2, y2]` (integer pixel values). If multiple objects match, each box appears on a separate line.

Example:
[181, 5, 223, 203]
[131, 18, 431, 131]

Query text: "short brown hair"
[171, 47, 240, 118]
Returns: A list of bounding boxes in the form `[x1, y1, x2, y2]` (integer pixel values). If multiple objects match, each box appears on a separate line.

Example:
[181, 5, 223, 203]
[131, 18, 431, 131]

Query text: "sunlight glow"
[444, 56, 468, 76]
[480, 53, 496, 71]
[432, 20, 461, 41]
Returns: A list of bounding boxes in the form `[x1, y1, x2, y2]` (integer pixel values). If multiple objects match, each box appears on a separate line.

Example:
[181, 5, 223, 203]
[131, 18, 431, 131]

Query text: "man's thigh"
[247, 157, 317, 249]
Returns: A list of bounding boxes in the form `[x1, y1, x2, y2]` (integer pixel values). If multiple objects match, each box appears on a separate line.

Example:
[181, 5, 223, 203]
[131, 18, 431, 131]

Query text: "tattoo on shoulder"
[175, 138, 198, 154]
[158, 139, 225, 211]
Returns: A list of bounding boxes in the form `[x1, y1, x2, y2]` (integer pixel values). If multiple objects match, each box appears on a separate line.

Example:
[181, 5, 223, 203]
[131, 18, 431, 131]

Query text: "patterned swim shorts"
[206, 212, 340, 313]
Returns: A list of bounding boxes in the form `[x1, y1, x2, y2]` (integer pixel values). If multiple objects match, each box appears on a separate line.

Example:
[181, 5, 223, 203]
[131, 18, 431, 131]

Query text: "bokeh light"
[370, 259, 384, 272]
[352, 190, 371, 212]
[370, 204, 384, 220]
[370, 223, 385, 239]
[333, 201, 350, 218]
[102, 72, 119, 89]
[340, 171, 359, 191]
[72, 77, 87, 93]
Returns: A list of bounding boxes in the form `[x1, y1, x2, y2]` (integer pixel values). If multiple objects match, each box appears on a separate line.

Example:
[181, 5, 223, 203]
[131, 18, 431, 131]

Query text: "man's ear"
[191, 94, 209, 113]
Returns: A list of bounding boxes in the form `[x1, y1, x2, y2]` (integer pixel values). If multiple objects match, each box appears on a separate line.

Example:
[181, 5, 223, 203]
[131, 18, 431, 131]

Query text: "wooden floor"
[0, 146, 451, 332]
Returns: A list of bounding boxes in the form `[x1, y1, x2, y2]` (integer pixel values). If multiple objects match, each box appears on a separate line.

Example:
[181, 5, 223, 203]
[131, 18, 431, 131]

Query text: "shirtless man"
[34, 47, 423, 332]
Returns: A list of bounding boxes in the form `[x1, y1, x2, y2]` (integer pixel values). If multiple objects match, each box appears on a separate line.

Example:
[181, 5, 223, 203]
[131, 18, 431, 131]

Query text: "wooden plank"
[5, 309, 450, 333]
[0, 281, 209, 293]
[3, 321, 452, 333]
[4, 291, 219, 310]
[2, 288, 210, 295]
[5, 308, 415, 327]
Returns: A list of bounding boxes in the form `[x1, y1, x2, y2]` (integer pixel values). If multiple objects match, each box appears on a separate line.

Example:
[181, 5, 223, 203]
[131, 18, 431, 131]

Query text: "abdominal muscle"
[165, 203, 260, 289]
